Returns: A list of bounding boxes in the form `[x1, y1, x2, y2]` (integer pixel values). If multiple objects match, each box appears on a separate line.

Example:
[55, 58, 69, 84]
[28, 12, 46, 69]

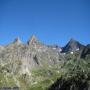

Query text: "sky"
[0, 0, 90, 46]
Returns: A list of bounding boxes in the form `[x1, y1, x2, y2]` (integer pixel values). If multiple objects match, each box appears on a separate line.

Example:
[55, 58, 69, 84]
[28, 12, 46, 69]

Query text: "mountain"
[0, 36, 89, 90]
[0, 35, 65, 89]
[81, 44, 90, 59]
[48, 45, 62, 52]
[13, 37, 22, 44]
[62, 38, 85, 53]
[49, 60, 90, 90]
[27, 35, 39, 46]
[0, 36, 64, 70]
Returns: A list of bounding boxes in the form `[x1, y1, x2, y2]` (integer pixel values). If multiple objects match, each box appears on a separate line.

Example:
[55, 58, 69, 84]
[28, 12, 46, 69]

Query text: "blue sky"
[0, 0, 90, 46]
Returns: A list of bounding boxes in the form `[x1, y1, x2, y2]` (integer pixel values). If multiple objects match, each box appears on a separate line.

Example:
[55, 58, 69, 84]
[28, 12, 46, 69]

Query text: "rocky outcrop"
[0, 36, 64, 75]
[0, 36, 89, 89]
[81, 44, 90, 58]
[62, 38, 85, 53]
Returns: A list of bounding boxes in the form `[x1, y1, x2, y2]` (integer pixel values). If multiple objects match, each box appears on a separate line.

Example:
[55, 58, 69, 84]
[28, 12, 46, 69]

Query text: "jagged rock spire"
[14, 37, 22, 44]
[62, 38, 85, 52]
[27, 35, 38, 45]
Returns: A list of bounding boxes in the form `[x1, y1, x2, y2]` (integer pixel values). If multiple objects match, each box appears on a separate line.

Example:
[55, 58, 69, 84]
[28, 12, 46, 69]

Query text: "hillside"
[0, 36, 90, 90]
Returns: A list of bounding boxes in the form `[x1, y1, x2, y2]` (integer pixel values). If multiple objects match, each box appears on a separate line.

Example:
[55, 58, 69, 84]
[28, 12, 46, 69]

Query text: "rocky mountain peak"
[0, 36, 89, 90]
[27, 35, 38, 45]
[13, 37, 22, 44]
[62, 38, 85, 52]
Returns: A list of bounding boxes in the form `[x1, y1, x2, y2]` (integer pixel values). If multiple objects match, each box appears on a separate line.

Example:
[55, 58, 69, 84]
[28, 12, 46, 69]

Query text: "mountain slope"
[0, 36, 89, 90]
[0, 36, 65, 89]
[62, 38, 85, 53]
[49, 60, 90, 90]
[81, 44, 90, 59]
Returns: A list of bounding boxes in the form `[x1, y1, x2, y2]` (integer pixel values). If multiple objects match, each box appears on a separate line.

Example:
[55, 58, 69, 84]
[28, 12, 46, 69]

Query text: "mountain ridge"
[0, 35, 90, 90]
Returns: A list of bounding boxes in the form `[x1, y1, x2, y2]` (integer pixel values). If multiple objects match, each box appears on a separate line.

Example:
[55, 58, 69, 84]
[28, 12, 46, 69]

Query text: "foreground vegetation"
[27, 59, 90, 90]
[49, 59, 90, 90]
[0, 58, 90, 90]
